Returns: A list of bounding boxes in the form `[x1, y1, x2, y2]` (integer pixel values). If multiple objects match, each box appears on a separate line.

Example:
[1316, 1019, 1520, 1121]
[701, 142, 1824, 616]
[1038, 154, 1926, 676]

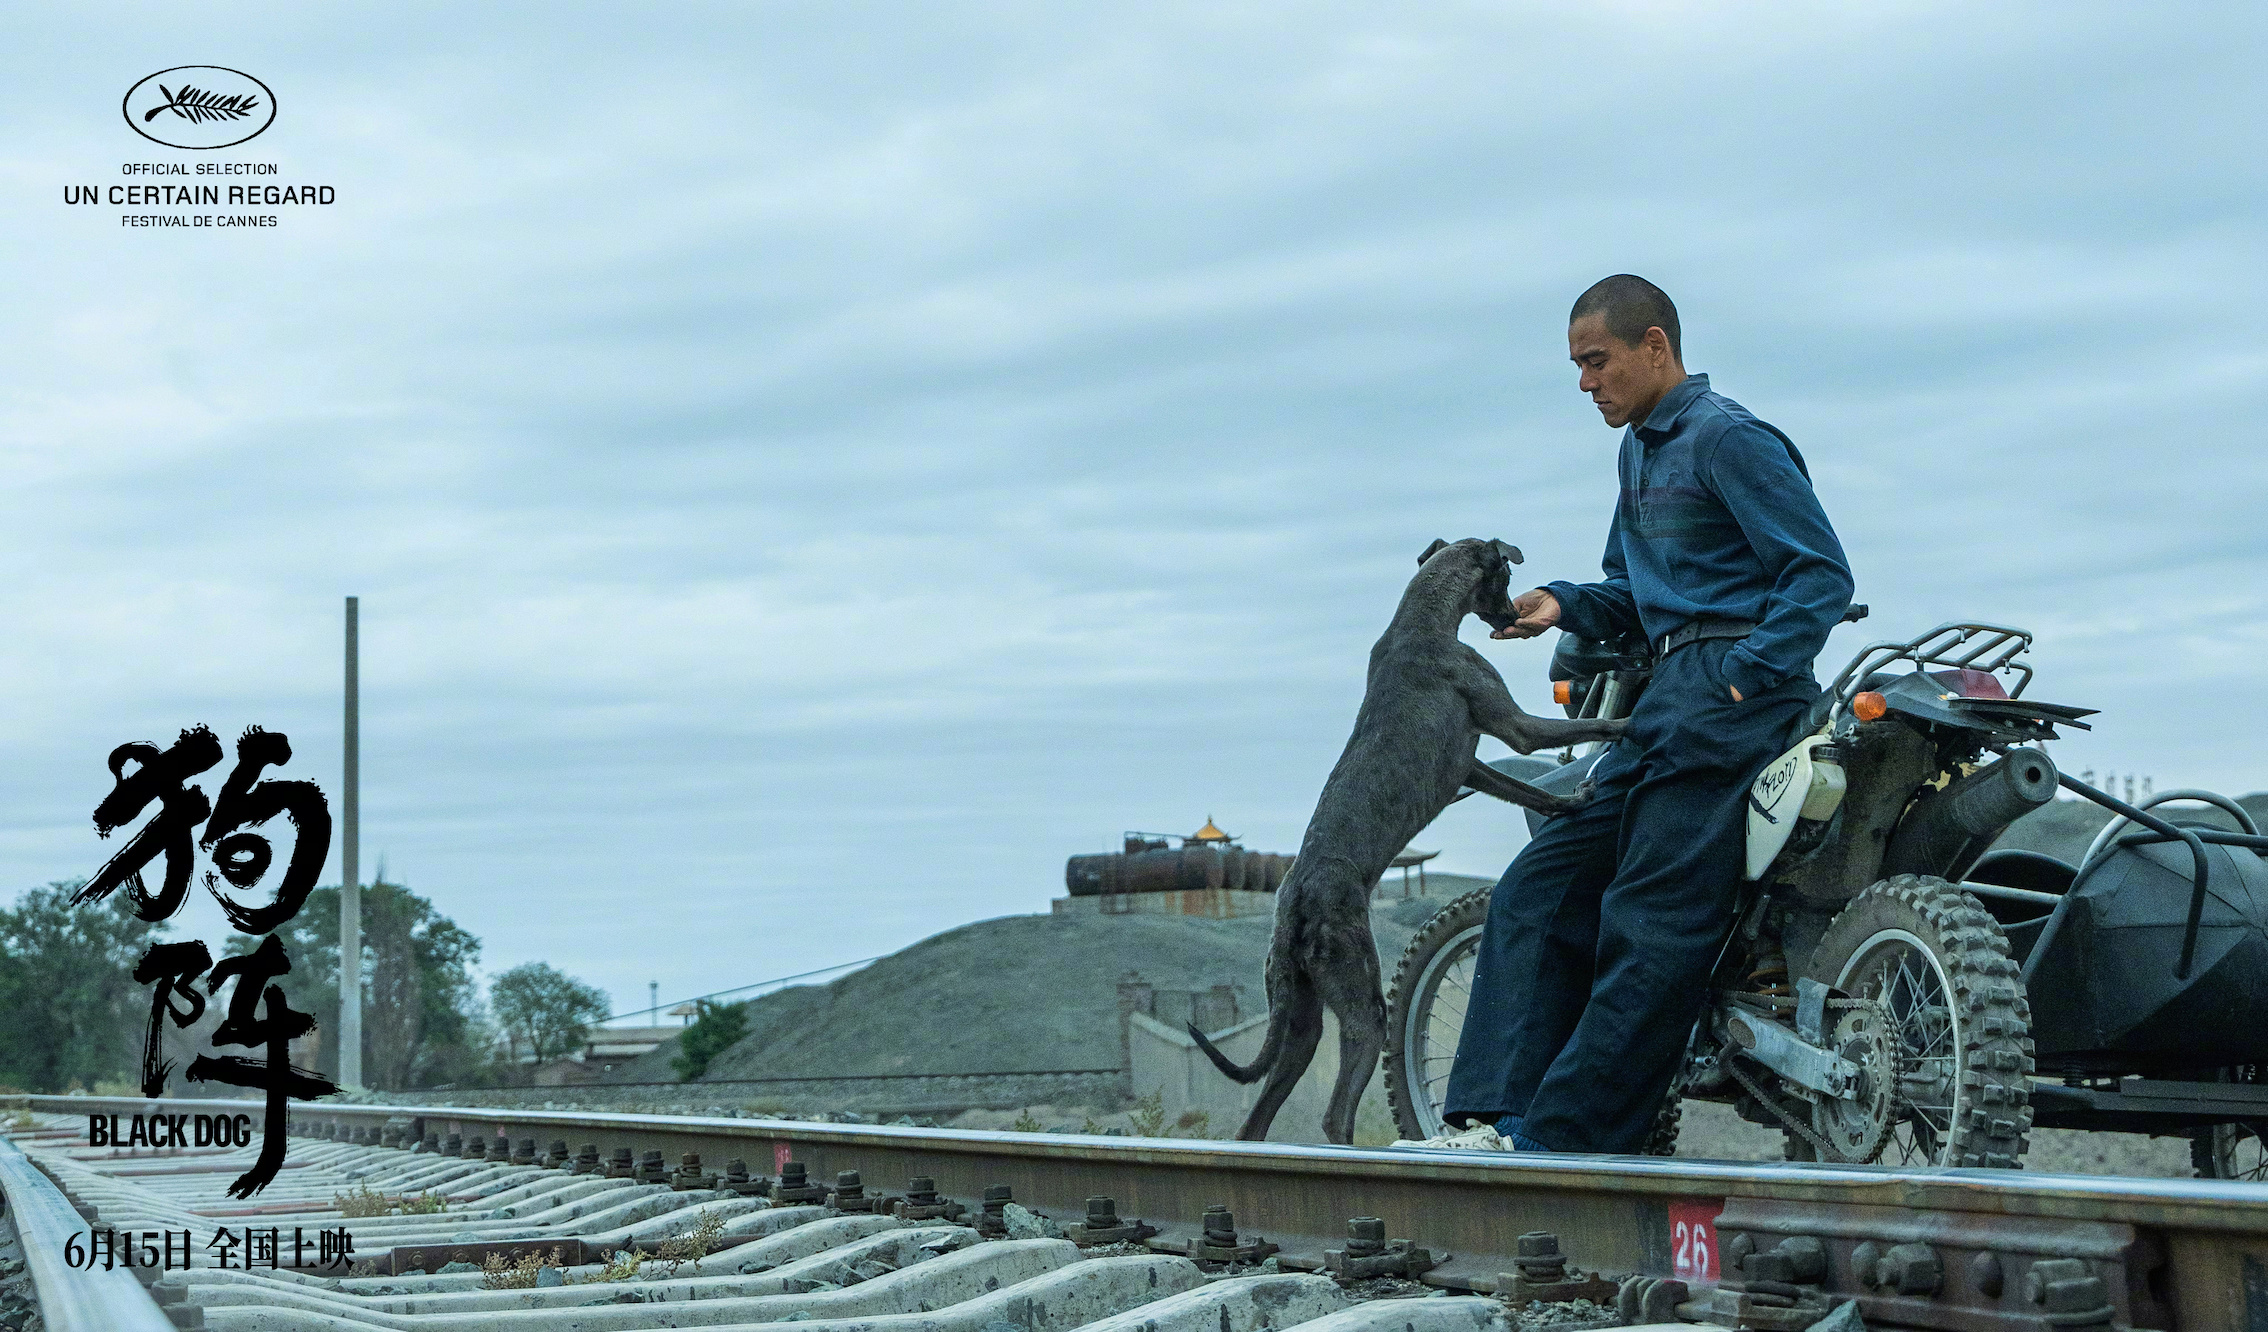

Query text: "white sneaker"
[1392, 1123, 1505, 1151]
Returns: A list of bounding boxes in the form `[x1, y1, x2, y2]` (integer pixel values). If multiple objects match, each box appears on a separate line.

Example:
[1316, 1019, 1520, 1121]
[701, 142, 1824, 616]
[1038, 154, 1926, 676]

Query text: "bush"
[670, 1001, 749, 1082]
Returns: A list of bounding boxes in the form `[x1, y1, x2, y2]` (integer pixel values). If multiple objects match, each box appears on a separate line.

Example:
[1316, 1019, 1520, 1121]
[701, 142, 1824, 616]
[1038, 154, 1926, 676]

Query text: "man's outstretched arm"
[1496, 500, 1639, 641]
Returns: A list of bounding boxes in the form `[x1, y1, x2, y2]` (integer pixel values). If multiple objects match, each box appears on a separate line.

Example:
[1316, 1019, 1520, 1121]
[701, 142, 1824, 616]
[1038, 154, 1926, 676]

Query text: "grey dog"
[1189, 537, 1626, 1144]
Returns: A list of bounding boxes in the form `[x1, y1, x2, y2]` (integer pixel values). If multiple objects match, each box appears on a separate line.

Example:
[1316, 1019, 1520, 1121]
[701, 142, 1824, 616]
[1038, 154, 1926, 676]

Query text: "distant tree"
[490, 963, 609, 1064]
[265, 880, 483, 1089]
[671, 1000, 749, 1082]
[0, 882, 168, 1092]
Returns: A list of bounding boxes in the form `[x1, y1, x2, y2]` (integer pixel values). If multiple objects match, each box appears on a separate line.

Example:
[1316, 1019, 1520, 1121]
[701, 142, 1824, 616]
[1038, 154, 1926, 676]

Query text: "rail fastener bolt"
[831, 1168, 894, 1213]
[894, 1175, 966, 1221]
[974, 1183, 1017, 1237]
[1187, 1205, 1279, 1265]
[2026, 1259, 2116, 1328]
[717, 1158, 771, 1197]
[771, 1160, 828, 1205]
[1495, 1231, 1612, 1304]
[1325, 1216, 1442, 1281]
[570, 1143, 602, 1175]
[672, 1152, 719, 1191]
[1066, 1195, 1159, 1247]
[1877, 1242, 1944, 1297]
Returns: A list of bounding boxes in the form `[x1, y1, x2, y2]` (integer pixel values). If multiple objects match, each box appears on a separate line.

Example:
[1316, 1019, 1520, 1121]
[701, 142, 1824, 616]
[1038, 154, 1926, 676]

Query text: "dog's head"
[1417, 537, 1524, 630]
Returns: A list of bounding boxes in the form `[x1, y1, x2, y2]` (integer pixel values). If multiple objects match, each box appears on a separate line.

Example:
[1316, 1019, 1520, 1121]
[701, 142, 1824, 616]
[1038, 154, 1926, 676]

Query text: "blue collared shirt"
[1545, 373, 1853, 698]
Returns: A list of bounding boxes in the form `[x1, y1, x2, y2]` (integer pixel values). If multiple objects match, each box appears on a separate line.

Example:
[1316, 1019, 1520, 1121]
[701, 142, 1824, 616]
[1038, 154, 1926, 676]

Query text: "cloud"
[0, 1, 2260, 1019]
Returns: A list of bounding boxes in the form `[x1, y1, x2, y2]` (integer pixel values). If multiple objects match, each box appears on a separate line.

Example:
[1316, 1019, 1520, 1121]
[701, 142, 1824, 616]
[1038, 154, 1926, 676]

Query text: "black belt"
[1655, 618, 1758, 657]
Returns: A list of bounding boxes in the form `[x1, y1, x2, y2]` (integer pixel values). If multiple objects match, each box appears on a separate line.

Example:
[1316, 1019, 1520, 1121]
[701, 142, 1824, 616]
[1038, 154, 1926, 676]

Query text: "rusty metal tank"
[1065, 823, 1292, 898]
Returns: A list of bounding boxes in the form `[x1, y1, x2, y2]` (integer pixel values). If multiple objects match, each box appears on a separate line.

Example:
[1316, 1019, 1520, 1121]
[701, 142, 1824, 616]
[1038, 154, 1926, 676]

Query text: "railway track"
[4, 1094, 2265, 1332]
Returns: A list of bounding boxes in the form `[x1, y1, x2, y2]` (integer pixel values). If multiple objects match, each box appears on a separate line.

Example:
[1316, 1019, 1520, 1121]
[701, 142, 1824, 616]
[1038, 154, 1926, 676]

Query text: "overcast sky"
[2, 2, 2262, 1027]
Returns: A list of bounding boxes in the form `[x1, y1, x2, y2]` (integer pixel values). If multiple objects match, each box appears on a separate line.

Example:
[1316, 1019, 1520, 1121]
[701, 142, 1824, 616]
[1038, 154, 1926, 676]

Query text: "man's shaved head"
[1570, 274, 1681, 361]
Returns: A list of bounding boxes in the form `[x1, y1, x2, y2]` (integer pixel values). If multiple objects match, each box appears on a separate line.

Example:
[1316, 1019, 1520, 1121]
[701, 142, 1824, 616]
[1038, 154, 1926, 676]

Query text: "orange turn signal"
[1553, 680, 1574, 706]
[1852, 690, 1888, 722]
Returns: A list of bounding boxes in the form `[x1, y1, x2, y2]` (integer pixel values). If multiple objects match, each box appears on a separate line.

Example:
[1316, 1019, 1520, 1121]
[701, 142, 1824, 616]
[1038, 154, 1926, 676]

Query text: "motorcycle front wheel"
[1383, 888, 1681, 1153]
[1384, 889, 1490, 1142]
[1799, 874, 2035, 1168]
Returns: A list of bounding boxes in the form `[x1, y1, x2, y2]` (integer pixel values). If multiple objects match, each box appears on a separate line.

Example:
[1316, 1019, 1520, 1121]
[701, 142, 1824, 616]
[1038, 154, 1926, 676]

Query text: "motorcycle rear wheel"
[1800, 874, 2034, 1168]
[2190, 1066, 2268, 1181]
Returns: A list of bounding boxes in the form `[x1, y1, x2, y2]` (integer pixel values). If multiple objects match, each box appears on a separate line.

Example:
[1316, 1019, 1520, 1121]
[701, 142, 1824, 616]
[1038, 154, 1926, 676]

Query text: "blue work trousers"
[1443, 636, 1818, 1153]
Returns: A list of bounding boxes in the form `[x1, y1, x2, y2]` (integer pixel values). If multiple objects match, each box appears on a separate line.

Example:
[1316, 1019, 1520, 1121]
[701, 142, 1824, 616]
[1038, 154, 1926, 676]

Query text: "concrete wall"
[1052, 889, 1277, 919]
[1127, 1010, 1395, 1145]
[364, 1069, 1127, 1119]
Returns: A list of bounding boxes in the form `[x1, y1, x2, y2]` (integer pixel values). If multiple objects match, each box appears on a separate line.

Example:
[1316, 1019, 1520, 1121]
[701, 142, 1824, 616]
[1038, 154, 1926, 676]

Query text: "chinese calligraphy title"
[79, 724, 338, 1198]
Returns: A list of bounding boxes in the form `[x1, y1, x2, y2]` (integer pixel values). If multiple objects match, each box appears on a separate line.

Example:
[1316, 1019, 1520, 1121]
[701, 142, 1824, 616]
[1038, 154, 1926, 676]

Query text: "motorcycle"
[1383, 618, 2268, 1173]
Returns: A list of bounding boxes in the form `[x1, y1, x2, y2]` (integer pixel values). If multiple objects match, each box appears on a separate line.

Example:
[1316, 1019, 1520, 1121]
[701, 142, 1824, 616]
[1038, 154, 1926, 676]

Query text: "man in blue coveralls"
[1438, 275, 1854, 1154]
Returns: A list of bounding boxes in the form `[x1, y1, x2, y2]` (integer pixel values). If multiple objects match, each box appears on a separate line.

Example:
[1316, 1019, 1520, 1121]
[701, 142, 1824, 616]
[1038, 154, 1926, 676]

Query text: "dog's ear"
[1417, 539, 1449, 566]
[1490, 539, 1523, 566]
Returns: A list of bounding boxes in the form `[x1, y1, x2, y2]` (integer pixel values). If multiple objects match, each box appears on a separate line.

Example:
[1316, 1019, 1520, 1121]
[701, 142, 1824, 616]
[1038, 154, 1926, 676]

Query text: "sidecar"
[1966, 793, 2268, 1176]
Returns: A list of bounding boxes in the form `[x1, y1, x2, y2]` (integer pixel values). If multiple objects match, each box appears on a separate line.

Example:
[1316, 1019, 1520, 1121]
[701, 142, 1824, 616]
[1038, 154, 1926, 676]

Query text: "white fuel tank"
[1744, 732, 1848, 880]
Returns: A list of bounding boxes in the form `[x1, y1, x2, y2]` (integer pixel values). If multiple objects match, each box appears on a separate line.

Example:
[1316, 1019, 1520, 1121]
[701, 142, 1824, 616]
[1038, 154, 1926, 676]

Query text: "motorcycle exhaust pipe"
[1882, 748, 2059, 882]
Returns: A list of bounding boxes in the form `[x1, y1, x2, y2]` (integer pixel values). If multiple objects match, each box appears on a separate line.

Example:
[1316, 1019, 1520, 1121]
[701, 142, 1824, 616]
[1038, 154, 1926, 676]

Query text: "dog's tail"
[1187, 1017, 1278, 1085]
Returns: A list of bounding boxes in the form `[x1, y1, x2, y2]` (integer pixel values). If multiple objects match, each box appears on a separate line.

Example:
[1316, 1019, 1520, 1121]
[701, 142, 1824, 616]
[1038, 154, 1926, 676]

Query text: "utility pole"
[649, 981, 659, 1026]
[340, 597, 363, 1090]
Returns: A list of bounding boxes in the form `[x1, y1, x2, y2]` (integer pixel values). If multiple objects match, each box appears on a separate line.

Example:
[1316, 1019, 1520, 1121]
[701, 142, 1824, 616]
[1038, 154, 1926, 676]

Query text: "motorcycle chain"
[1722, 997, 1899, 1164]
[1724, 1052, 1843, 1161]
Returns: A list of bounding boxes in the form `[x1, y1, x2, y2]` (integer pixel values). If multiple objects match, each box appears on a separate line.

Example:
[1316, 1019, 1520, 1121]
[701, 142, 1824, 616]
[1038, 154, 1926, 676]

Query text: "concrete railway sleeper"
[8, 1098, 2268, 1331]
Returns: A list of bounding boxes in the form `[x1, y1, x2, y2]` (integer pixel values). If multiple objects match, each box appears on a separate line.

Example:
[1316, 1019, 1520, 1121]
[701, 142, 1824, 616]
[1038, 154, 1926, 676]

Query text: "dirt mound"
[606, 874, 1498, 1087]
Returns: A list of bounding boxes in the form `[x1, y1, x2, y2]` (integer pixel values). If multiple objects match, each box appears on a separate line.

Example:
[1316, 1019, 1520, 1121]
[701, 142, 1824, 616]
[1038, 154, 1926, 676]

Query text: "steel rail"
[27, 1094, 2268, 1330]
[0, 1123, 172, 1331]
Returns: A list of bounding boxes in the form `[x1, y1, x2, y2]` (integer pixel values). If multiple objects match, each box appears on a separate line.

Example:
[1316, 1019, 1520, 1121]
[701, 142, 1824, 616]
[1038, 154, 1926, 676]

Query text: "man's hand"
[1491, 588, 1562, 640]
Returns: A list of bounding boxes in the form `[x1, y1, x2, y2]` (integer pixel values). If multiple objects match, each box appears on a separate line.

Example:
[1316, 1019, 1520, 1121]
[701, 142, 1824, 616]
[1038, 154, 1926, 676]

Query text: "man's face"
[1568, 312, 1664, 429]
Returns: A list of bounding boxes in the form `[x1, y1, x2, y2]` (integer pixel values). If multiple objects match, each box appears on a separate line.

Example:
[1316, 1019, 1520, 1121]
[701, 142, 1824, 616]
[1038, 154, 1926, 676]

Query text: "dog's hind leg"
[1317, 963, 1390, 1145]
[1235, 977, 1325, 1141]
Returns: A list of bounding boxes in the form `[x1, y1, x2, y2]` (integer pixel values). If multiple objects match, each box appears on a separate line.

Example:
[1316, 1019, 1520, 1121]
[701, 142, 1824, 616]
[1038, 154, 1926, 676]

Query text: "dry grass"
[653, 1211, 726, 1276]
[481, 1247, 566, 1290]
[334, 1182, 448, 1218]
[333, 1181, 394, 1218]
[577, 1248, 649, 1284]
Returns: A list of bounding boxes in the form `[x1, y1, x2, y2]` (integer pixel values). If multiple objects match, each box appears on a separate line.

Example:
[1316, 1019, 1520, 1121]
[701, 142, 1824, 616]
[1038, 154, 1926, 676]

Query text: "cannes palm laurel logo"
[123, 67, 277, 150]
